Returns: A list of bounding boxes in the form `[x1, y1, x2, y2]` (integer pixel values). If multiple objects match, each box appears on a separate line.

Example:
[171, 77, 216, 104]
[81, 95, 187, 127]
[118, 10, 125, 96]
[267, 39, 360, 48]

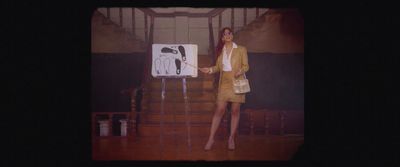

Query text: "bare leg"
[204, 101, 228, 150]
[228, 102, 241, 150]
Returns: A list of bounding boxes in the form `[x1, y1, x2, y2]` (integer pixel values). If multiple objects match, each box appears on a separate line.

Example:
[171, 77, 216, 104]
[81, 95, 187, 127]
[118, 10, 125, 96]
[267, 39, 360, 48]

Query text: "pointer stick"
[182, 61, 199, 70]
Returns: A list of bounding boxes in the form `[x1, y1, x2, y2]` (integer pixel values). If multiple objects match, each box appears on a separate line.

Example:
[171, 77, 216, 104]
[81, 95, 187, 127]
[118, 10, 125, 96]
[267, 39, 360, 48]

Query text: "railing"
[97, 7, 267, 57]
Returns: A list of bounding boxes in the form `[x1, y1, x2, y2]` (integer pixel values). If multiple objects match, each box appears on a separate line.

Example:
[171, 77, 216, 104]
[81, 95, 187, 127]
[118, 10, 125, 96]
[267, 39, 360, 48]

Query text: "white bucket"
[98, 120, 109, 136]
[120, 119, 128, 136]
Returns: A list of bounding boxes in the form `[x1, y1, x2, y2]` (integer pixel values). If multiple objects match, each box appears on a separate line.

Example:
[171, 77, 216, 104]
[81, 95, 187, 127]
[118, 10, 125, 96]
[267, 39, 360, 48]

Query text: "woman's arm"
[209, 55, 222, 74]
[199, 55, 222, 74]
[240, 47, 249, 73]
[235, 47, 249, 77]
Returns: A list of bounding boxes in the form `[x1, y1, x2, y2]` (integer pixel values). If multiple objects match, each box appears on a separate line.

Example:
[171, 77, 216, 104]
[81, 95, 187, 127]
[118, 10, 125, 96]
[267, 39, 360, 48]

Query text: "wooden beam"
[92, 113, 96, 136]
[92, 112, 132, 137]
[149, 16, 154, 44]
[280, 111, 286, 135]
[141, 14, 151, 86]
[143, 16, 154, 87]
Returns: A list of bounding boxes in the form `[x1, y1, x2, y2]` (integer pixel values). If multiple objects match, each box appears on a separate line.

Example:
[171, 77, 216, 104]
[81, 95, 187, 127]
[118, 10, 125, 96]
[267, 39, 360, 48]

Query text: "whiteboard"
[152, 44, 198, 78]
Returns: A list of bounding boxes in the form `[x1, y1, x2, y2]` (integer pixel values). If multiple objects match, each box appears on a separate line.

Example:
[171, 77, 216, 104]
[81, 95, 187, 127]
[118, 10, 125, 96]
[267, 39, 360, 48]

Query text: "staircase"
[91, 8, 271, 137]
[234, 8, 304, 53]
[91, 10, 146, 53]
[137, 55, 230, 137]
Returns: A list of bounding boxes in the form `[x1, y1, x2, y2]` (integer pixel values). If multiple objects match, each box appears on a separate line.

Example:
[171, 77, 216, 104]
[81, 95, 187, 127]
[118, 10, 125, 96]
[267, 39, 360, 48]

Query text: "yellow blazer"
[210, 45, 249, 91]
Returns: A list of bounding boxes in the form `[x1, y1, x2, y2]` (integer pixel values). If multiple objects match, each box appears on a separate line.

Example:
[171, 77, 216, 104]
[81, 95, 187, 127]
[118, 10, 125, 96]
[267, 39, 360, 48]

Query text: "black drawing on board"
[153, 45, 189, 76]
[161, 47, 178, 54]
[178, 45, 186, 61]
[175, 59, 181, 74]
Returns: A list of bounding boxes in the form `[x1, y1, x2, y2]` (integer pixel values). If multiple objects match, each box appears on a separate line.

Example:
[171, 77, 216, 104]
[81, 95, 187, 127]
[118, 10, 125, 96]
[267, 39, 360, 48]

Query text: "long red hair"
[215, 27, 233, 59]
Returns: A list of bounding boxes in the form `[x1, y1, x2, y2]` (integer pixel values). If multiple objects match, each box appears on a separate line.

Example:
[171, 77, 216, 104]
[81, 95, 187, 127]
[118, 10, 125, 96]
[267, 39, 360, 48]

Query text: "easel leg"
[159, 78, 166, 159]
[182, 78, 192, 152]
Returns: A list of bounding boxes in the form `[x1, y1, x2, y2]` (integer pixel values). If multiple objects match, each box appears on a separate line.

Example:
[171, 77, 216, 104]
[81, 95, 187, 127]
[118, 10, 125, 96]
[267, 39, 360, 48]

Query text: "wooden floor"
[92, 134, 304, 161]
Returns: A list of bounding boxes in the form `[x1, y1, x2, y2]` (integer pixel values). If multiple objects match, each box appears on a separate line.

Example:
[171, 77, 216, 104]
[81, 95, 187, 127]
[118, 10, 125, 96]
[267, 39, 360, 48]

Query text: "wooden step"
[141, 106, 215, 114]
[145, 102, 215, 113]
[137, 122, 228, 137]
[148, 80, 214, 91]
[149, 73, 215, 81]
[140, 112, 214, 124]
[143, 90, 216, 102]
[140, 107, 214, 114]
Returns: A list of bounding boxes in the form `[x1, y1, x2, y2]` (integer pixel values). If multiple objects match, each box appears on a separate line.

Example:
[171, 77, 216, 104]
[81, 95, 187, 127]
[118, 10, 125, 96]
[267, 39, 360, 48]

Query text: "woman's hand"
[199, 67, 210, 74]
[234, 69, 242, 78]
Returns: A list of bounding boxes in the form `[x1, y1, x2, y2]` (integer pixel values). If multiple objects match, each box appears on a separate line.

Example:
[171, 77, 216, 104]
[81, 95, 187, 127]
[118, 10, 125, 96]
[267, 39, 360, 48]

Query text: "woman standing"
[199, 27, 249, 150]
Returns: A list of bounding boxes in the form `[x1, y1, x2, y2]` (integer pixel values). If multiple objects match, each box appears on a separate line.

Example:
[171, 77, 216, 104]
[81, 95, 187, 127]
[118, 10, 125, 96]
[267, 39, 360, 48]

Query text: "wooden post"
[208, 17, 215, 58]
[132, 8, 136, 36]
[209, 16, 219, 88]
[256, 8, 259, 18]
[280, 111, 285, 135]
[144, 13, 148, 44]
[149, 16, 155, 75]
[250, 110, 254, 135]
[140, 13, 152, 86]
[218, 14, 222, 32]
[119, 7, 123, 26]
[92, 113, 96, 137]
[244, 8, 247, 25]
[109, 113, 113, 136]
[231, 8, 234, 32]
[126, 113, 131, 136]
[264, 113, 270, 135]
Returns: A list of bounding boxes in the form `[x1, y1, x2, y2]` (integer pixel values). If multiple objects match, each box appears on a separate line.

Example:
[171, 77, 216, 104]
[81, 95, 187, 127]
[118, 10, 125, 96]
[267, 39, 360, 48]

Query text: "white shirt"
[222, 42, 238, 71]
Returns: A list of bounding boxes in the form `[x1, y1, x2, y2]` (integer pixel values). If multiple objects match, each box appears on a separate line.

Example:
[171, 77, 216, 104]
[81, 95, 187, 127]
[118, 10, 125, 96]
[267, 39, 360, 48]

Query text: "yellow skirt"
[216, 71, 245, 103]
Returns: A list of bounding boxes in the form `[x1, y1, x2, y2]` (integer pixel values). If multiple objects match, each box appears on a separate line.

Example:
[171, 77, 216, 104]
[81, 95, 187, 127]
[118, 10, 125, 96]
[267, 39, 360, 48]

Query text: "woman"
[199, 27, 249, 150]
